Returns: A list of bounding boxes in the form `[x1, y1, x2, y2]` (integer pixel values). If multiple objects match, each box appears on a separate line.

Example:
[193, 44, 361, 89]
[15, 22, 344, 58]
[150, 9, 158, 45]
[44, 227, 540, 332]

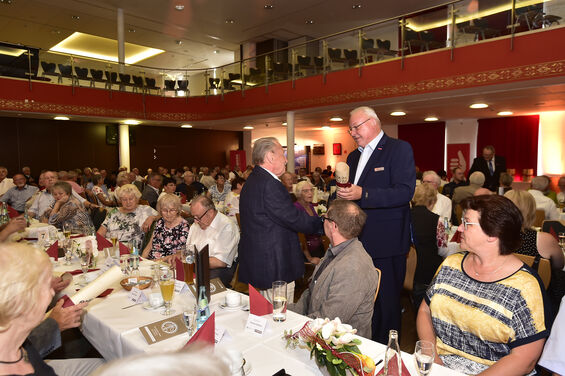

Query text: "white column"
[119, 124, 130, 170]
[117, 8, 125, 74]
[286, 111, 295, 173]
[538, 112, 565, 175]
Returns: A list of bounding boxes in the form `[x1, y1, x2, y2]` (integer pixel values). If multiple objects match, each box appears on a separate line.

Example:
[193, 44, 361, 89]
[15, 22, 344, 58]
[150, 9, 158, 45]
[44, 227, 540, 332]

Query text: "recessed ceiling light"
[282, 122, 287, 126]
[321, 125, 331, 130]
[497, 111, 513, 116]
[390, 111, 406, 116]
[175, 40, 183, 45]
[51, 30, 61, 34]
[71, 15, 80, 20]
[208, 35, 221, 40]
[181, 124, 192, 128]
[213, 50, 220, 54]
[54, 116, 69, 120]
[264, 4, 274, 9]
[123, 119, 141, 125]
[128, 28, 136, 33]
[243, 126, 254, 130]
[424, 116, 439, 122]
[175, 4, 185, 10]
[352, 4, 362, 9]
[225, 19, 235, 24]
[305, 20, 314, 24]
[469, 103, 488, 109]
[329, 116, 343, 122]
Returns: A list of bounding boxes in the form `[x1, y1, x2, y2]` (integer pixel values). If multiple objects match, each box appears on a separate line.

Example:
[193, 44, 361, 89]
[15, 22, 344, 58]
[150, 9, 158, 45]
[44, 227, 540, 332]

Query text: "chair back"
[328, 48, 342, 59]
[41, 61, 56, 73]
[455, 204, 463, 224]
[362, 38, 374, 49]
[90, 69, 103, 80]
[228, 73, 241, 81]
[297, 55, 311, 65]
[177, 80, 189, 90]
[132, 75, 144, 86]
[541, 220, 565, 240]
[164, 79, 176, 90]
[514, 253, 551, 289]
[403, 246, 417, 291]
[229, 263, 249, 294]
[373, 268, 382, 303]
[344, 49, 357, 59]
[75, 66, 88, 78]
[313, 56, 324, 68]
[90, 207, 107, 231]
[533, 209, 545, 227]
[58, 64, 72, 77]
[145, 77, 157, 88]
[377, 39, 391, 50]
[119, 73, 131, 84]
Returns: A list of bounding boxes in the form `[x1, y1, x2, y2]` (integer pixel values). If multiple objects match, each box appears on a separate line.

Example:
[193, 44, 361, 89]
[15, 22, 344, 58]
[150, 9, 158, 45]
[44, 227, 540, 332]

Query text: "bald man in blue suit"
[338, 106, 415, 344]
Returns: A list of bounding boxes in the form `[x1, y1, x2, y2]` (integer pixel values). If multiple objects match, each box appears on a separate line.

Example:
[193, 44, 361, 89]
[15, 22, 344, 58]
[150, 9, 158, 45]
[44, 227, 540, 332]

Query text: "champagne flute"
[414, 340, 435, 376]
[80, 249, 92, 286]
[109, 231, 119, 258]
[63, 223, 71, 239]
[159, 266, 175, 316]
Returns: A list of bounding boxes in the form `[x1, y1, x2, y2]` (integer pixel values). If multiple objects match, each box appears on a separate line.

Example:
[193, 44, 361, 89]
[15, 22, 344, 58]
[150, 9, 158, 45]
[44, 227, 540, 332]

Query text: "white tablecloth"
[55, 257, 464, 376]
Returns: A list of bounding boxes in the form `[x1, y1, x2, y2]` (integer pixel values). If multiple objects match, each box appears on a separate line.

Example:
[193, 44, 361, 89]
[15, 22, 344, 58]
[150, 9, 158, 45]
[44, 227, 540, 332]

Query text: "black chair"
[421, 31, 444, 50]
[176, 79, 189, 96]
[313, 56, 325, 72]
[132, 75, 144, 93]
[248, 68, 262, 84]
[58, 64, 76, 84]
[89, 69, 105, 87]
[222, 78, 234, 90]
[75, 66, 88, 79]
[228, 73, 242, 87]
[328, 48, 346, 64]
[404, 29, 426, 54]
[144, 77, 160, 94]
[164, 79, 176, 91]
[208, 77, 220, 89]
[297, 55, 313, 75]
[40, 62, 59, 81]
[104, 71, 118, 89]
[118, 73, 132, 91]
[343, 49, 359, 66]
[362, 38, 374, 50]
[273, 62, 287, 81]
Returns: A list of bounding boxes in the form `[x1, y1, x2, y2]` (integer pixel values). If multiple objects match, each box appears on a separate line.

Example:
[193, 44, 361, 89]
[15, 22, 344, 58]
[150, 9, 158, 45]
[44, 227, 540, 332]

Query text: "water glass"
[120, 254, 130, 275]
[414, 340, 435, 376]
[272, 280, 287, 322]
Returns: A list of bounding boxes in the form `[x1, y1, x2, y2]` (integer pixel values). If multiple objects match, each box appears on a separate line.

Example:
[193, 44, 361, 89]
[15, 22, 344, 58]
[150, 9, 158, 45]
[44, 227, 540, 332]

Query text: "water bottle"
[383, 329, 402, 376]
[443, 217, 450, 232]
[196, 285, 210, 329]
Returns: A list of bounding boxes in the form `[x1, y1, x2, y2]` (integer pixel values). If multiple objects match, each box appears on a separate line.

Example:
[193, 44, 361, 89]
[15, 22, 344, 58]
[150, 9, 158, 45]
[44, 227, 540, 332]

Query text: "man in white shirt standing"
[0, 166, 15, 198]
[529, 176, 560, 220]
[187, 195, 239, 287]
[422, 171, 452, 220]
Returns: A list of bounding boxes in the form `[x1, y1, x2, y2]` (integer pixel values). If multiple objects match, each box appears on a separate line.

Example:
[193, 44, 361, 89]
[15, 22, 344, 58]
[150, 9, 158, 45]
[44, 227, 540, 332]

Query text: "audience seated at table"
[224, 176, 245, 221]
[0, 173, 38, 213]
[176, 171, 206, 201]
[441, 167, 468, 199]
[422, 171, 452, 220]
[297, 167, 311, 183]
[91, 174, 115, 207]
[499, 172, 513, 194]
[207, 173, 231, 203]
[280, 172, 297, 202]
[157, 177, 177, 204]
[410, 184, 448, 309]
[292, 200, 379, 339]
[45, 181, 95, 235]
[294, 181, 325, 265]
[417, 195, 551, 375]
[529, 176, 561, 220]
[311, 171, 326, 192]
[199, 167, 215, 189]
[0, 166, 15, 197]
[97, 184, 158, 245]
[187, 195, 239, 287]
[142, 194, 189, 260]
[141, 173, 163, 209]
[452, 171, 485, 206]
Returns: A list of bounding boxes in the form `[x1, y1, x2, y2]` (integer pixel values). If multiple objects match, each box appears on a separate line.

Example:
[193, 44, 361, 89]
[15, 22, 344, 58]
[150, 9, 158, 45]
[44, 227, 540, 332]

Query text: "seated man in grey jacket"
[292, 200, 380, 338]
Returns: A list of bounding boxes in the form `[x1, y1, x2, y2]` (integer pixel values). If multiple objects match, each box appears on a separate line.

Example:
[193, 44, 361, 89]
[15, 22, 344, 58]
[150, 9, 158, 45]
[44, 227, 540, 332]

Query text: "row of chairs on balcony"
[40, 62, 160, 93]
[163, 79, 189, 95]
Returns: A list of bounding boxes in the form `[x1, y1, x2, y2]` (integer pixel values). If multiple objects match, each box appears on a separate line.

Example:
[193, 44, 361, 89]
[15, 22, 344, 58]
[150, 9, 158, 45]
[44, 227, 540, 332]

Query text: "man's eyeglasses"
[461, 217, 480, 230]
[193, 208, 211, 222]
[322, 215, 335, 224]
[348, 118, 371, 134]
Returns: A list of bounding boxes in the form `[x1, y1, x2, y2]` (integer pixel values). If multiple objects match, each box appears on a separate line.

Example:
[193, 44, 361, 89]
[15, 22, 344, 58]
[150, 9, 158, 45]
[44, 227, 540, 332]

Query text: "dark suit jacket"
[238, 166, 323, 289]
[347, 133, 415, 259]
[468, 155, 506, 192]
[141, 185, 159, 209]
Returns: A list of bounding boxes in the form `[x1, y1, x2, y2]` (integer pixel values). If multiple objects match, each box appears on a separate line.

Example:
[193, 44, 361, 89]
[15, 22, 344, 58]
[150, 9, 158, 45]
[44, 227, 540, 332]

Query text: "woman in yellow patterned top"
[417, 195, 551, 375]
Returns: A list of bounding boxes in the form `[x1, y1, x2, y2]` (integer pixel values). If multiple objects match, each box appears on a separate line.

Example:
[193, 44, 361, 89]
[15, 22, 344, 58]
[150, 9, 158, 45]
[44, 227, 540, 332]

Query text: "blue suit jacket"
[238, 166, 323, 289]
[347, 133, 416, 259]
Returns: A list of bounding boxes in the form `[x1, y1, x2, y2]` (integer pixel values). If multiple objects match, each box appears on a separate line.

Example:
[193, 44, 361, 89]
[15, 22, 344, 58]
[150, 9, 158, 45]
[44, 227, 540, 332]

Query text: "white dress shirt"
[529, 189, 560, 220]
[538, 296, 565, 374]
[353, 130, 384, 185]
[0, 178, 15, 197]
[186, 211, 240, 267]
[432, 192, 452, 220]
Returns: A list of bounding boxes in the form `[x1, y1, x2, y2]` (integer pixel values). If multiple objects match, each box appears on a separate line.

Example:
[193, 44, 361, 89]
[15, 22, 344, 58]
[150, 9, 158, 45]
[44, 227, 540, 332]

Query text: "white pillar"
[286, 111, 295, 173]
[117, 8, 125, 74]
[538, 112, 565, 175]
[119, 124, 130, 170]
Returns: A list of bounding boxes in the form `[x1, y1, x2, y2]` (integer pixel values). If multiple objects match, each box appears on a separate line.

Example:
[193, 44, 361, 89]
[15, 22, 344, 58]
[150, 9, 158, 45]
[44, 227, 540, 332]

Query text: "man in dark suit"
[338, 106, 415, 343]
[238, 137, 322, 301]
[468, 145, 506, 192]
[141, 172, 162, 209]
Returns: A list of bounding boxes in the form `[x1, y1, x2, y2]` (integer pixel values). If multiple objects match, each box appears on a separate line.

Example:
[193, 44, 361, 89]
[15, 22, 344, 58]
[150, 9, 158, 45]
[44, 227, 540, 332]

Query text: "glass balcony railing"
[1, 0, 563, 99]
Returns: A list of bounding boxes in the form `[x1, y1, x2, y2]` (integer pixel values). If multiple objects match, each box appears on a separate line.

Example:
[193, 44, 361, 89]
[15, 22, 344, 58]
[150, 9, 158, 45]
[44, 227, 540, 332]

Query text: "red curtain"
[477, 115, 539, 180]
[398, 122, 445, 173]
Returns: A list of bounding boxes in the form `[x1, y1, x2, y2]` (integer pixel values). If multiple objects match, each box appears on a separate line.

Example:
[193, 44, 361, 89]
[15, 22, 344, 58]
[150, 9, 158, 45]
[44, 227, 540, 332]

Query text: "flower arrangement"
[315, 204, 328, 216]
[284, 318, 375, 376]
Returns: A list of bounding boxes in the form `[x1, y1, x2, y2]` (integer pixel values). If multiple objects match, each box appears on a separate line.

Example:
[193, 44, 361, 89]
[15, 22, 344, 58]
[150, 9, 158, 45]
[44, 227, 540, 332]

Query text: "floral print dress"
[148, 217, 190, 259]
[101, 205, 157, 245]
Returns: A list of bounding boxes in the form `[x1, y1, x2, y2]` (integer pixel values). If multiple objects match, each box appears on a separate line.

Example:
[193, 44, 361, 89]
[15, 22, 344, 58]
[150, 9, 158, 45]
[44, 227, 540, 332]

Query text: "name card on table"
[245, 314, 268, 336]
[100, 257, 119, 272]
[188, 278, 227, 298]
[174, 280, 189, 294]
[139, 314, 188, 345]
[128, 287, 148, 304]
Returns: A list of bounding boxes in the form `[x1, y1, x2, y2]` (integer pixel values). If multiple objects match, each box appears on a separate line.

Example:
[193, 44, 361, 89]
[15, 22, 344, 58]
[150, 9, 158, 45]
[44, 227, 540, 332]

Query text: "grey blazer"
[292, 238, 379, 338]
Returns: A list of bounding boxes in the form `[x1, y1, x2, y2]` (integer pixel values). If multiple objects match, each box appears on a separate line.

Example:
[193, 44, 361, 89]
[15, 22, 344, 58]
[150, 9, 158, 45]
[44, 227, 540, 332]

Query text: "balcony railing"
[1, 0, 563, 99]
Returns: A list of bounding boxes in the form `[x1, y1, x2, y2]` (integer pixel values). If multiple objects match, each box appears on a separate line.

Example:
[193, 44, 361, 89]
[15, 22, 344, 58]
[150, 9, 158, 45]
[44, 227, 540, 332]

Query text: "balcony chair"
[104, 71, 118, 89]
[58, 64, 77, 85]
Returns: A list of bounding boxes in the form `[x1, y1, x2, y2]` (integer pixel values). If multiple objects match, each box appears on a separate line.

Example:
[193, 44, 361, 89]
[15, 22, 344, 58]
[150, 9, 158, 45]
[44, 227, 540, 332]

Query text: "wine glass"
[414, 340, 435, 376]
[159, 265, 175, 316]
[63, 223, 72, 239]
[79, 249, 92, 286]
[109, 231, 119, 258]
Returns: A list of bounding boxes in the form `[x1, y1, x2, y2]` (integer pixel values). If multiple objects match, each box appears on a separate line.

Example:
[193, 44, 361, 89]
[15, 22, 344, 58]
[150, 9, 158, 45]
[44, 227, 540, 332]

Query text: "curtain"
[398, 122, 445, 173]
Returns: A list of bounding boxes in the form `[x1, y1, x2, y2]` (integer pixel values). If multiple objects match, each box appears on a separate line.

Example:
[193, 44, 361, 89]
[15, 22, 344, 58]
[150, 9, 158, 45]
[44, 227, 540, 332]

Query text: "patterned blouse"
[46, 196, 94, 235]
[92, 185, 111, 207]
[101, 205, 157, 245]
[515, 229, 539, 257]
[426, 252, 550, 375]
[209, 183, 231, 203]
[148, 218, 190, 260]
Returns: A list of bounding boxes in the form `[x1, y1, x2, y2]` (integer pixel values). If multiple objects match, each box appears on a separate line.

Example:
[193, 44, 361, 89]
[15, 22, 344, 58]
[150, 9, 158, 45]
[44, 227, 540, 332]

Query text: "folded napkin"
[46, 241, 59, 260]
[68, 268, 100, 276]
[450, 231, 461, 243]
[175, 258, 184, 281]
[376, 354, 411, 376]
[119, 242, 130, 255]
[96, 233, 112, 250]
[185, 312, 215, 347]
[249, 284, 273, 316]
[7, 205, 19, 218]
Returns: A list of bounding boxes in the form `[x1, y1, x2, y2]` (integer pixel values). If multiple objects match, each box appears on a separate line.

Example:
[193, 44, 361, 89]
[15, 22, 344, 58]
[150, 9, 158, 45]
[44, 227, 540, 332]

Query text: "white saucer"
[142, 302, 164, 310]
[219, 303, 247, 311]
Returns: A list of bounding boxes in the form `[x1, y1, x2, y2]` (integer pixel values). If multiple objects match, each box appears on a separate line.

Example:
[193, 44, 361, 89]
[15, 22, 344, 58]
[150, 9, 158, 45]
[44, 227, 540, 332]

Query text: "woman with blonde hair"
[294, 180, 324, 264]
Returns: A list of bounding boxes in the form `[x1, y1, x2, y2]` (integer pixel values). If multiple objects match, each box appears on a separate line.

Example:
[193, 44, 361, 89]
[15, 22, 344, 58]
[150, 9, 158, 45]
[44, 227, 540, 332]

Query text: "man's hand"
[51, 274, 72, 294]
[49, 300, 88, 331]
[337, 185, 363, 201]
[5, 216, 27, 233]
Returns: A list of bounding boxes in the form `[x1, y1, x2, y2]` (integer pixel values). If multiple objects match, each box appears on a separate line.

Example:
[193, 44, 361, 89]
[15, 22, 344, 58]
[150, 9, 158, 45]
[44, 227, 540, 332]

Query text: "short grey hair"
[531, 176, 549, 191]
[469, 171, 485, 186]
[157, 194, 182, 213]
[191, 195, 215, 211]
[349, 106, 380, 123]
[422, 171, 441, 187]
[295, 181, 313, 199]
[252, 137, 280, 165]
[327, 200, 367, 239]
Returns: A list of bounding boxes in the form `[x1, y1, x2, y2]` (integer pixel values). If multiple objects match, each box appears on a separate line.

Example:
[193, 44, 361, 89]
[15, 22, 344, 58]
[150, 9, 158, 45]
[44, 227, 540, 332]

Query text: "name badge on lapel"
[374, 167, 385, 172]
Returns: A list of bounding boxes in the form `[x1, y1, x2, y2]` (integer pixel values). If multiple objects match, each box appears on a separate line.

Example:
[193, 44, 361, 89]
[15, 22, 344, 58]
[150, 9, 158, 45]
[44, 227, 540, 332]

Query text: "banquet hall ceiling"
[0, 0, 448, 69]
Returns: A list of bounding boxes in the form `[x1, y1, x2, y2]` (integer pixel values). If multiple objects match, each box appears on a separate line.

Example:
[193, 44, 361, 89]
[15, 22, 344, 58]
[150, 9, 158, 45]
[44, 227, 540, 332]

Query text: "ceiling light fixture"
[329, 116, 343, 121]
[321, 125, 331, 130]
[175, 4, 185, 10]
[123, 119, 141, 125]
[469, 103, 488, 109]
[390, 111, 406, 116]
[213, 50, 220, 54]
[352, 4, 362, 9]
[128, 28, 136, 33]
[497, 111, 513, 116]
[243, 126, 254, 130]
[282, 122, 287, 126]
[181, 124, 193, 128]
[71, 15, 80, 20]
[264, 4, 274, 9]
[305, 20, 314, 24]
[424, 116, 439, 122]
[225, 19, 235, 24]
[54, 116, 69, 121]
[208, 35, 221, 40]
[175, 40, 183, 45]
